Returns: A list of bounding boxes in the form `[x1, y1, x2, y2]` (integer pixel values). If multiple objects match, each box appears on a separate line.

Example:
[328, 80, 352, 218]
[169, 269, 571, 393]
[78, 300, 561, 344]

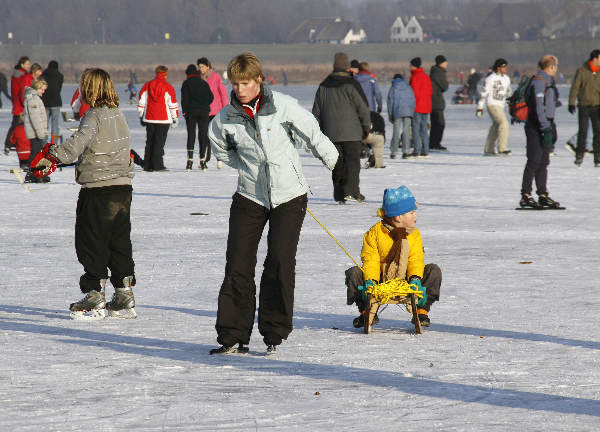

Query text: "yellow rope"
[306, 207, 362, 270]
[306, 207, 423, 303]
[366, 279, 423, 303]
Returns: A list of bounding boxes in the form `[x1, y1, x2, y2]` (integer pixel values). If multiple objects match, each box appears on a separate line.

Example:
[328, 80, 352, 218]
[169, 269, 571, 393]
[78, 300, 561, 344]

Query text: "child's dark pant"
[75, 185, 135, 293]
[143, 123, 170, 171]
[216, 193, 307, 347]
[345, 264, 442, 311]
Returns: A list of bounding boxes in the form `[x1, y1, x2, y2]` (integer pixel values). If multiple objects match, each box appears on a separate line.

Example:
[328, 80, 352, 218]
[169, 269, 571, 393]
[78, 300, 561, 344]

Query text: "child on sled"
[345, 186, 442, 327]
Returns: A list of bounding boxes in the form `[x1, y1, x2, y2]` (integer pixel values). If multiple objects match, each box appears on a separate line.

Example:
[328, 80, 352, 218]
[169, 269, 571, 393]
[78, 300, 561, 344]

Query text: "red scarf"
[241, 93, 261, 118]
[589, 61, 600, 73]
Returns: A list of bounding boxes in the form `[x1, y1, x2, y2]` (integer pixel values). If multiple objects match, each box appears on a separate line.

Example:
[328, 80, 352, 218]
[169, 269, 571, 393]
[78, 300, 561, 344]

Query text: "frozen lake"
[1, 83, 599, 431]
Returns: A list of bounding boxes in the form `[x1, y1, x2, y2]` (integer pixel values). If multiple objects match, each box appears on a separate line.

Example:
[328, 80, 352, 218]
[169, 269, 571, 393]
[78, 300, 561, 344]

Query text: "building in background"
[289, 17, 366, 44]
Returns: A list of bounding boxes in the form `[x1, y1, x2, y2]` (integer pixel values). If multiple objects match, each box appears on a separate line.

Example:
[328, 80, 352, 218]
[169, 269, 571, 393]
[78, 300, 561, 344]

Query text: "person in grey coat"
[387, 73, 415, 158]
[0, 71, 9, 108]
[430, 55, 449, 151]
[23, 79, 49, 183]
[313, 52, 371, 203]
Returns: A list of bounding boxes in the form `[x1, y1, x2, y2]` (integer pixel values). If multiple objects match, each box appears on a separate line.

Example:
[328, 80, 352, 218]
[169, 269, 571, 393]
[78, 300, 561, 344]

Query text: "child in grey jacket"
[30, 68, 137, 320]
[23, 78, 48, 183]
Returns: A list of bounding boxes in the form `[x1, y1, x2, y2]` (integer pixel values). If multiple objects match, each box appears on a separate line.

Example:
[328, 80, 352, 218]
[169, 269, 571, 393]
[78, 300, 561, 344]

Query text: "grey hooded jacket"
[312, 71, 371, 143]
[24, 87, 48, 140]
[209, 86, 339, 209]
[50, 107, 134, 188]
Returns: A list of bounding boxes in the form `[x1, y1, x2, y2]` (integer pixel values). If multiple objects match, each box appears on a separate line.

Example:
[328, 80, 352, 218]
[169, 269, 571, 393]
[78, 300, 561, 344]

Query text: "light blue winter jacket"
[355, 71, 382, 112]
[209, 86, 339, 208]
[387, 77, 416, 120]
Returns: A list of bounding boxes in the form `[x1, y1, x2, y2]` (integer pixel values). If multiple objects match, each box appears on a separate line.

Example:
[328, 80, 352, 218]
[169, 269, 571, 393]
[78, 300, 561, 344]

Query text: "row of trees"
[0, 0, 569, 44]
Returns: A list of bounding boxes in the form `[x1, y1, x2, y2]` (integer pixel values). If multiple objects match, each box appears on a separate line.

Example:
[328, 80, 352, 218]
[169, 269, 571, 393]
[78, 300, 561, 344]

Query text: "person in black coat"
[41, 60, 64, 143]
[0, 71, 9, 108]
[430, 55, 449, 151]
[181, 64, 214, 170]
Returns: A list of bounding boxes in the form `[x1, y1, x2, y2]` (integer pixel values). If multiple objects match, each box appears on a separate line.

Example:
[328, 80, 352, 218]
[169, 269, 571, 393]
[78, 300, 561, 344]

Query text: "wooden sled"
[364, 292, 423, 335]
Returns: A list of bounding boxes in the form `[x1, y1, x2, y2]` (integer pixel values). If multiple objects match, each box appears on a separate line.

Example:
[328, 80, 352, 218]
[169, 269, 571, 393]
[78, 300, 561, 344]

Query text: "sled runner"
[364, 292, 422, 334]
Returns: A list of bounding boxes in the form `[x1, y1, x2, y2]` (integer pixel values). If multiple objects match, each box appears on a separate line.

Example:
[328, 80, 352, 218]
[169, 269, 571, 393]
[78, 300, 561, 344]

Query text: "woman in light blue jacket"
[387, 74, 416, 158]
[208, 53, 339, 355]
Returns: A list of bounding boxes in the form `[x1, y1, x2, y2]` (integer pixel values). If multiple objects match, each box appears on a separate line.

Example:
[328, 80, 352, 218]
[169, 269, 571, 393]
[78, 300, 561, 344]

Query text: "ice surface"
[0, 83, 599, 431]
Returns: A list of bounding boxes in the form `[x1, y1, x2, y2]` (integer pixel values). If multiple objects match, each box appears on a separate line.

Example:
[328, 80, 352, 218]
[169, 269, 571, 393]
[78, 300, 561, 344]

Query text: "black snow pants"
[332, 141, 361, 201]
[185, 109, 210, 161]
[75, 185, 135, 293]
[215, 193, 307, 347]
[143, 123, 170, 171]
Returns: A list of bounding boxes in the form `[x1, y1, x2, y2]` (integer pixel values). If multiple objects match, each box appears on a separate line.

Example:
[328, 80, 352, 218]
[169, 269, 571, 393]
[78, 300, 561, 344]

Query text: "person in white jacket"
[23, 78, 49, 183]
[477, 58, 512, 155]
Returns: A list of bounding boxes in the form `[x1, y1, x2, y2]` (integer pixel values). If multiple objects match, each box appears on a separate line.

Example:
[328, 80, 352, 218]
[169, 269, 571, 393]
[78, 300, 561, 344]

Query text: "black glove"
[139, 117, 146, 127]
[568, 105, 576, 114]
[541, 127, 554, 150]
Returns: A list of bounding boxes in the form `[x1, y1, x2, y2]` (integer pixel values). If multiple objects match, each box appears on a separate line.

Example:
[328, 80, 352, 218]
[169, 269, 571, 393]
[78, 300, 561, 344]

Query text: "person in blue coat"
[355, 62, 382, 113]
[387, 73, 415, 159]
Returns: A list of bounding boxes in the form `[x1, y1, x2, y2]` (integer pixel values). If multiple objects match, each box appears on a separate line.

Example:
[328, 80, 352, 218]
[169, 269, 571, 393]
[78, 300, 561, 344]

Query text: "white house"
[390, 16, 424, 43]
[288, 17, 367, 44]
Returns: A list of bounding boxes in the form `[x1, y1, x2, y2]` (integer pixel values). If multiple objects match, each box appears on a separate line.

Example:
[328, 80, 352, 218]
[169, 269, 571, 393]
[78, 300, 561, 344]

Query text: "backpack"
[508, 75, 548, 124]
[508, 75, 534, 124]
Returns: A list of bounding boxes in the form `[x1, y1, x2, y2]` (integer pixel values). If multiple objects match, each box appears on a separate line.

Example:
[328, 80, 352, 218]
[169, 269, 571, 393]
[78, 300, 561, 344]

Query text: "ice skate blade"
[70, 309, 106, 320]
[107, 308, 137, 319]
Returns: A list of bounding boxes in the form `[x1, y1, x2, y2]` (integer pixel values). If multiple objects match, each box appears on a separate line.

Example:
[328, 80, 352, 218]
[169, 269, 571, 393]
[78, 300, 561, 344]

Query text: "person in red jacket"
[71, 87, 91, 120]
[408, 57, 433, 158]
[4, 56, 30, 155]
[137, 65, 179, 171]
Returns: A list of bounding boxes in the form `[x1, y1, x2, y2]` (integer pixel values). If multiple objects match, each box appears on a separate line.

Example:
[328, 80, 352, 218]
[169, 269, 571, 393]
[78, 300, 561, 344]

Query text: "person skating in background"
[41, 60, 64, 144]
[409, 57, 433, 158]
[208, 53, 338, 354]
[387, 73, 415, 159]
[466, 68, 481, 104]
[197, 57, 228, 169]
[355, 62, 382, 113]
[138, 65, 179, 172]
[429, 55, 449, 151]
[477, 58, 512, 156]
[345, 186, 442, 328]
[4, 56, 30, 155]
[181, 64, 213, 170]
[29, 68, 137, 320]
[313, 52, 371, 204]
[23, 78, 49, 183]
[567, 49, 600, 167]
[519, 55, 562, 209]
[0, 71, 10, 108]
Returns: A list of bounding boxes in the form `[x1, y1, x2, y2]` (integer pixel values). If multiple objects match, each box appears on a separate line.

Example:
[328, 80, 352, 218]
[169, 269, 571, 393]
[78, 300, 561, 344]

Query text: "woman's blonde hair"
[31, 78, 47, 90]
[227, 52, 265, 82]
[79, 68, 119, 108]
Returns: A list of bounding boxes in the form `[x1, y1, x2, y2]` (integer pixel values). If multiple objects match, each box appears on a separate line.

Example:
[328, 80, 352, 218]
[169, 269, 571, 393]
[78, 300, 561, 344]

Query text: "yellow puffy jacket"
[360, 221, 425, 282]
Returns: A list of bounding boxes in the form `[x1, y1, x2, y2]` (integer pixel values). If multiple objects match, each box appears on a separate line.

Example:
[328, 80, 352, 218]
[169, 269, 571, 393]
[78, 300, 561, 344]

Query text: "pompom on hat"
[379, 186, 417, 218]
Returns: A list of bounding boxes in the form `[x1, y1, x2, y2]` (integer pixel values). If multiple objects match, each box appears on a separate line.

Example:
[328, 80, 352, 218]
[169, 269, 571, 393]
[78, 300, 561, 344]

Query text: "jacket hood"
[392, 77, 407, 86]
[411, 67, 424, 77]
[148, 76, 168, 101]
[319, 71, 355, 88]
[12, 68, 25, 79]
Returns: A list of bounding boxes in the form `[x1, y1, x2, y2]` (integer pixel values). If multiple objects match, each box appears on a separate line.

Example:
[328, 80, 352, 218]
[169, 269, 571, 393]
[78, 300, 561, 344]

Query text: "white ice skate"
[106, 276, 137, 319]
[69, 282, 106, 320]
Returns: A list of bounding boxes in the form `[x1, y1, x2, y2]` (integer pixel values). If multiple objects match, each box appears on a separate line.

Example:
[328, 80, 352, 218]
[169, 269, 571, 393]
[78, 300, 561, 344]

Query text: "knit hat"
[350, 59, 360, 69]
[410, 57, 421, 68]
[381, 186, 417, 218]
[435, 55, 447, 65]
[333, 52, 351, 71]
[185, 64, 198, 75]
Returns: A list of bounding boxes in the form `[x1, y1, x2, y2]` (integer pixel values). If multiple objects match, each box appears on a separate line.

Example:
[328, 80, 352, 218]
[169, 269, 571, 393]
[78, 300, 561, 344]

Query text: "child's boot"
[186, 158, 193, 171]
[106, 276, 137, 319]
[519, 193, 541, 209]
[69, 280, 106, 320]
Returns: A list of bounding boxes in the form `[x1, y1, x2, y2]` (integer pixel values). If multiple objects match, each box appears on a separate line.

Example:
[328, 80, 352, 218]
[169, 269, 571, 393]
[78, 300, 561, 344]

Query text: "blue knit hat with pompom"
[381, 186, 417, 217]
